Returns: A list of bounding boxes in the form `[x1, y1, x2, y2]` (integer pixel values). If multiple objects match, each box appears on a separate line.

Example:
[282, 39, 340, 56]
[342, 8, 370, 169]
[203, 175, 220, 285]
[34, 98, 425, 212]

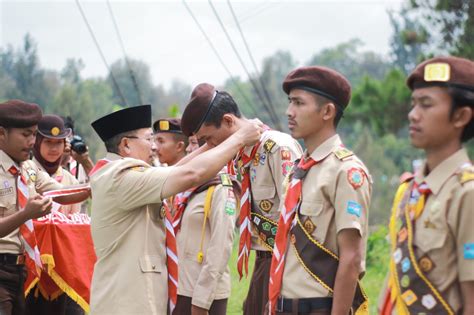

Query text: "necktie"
[8, 165, 43, 277]
[236, 141, 262, 279]
[268, 157, 318, 314]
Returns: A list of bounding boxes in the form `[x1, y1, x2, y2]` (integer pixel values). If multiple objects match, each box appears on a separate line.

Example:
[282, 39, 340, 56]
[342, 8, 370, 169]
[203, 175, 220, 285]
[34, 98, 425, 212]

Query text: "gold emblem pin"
[424, 63, 450, 82]
[159, 120, 170, 131]
[51, 127, 60, 136]
[419, 255, 434, 273]
[303, 217, 316, 234]
[259, 200, 273, 212]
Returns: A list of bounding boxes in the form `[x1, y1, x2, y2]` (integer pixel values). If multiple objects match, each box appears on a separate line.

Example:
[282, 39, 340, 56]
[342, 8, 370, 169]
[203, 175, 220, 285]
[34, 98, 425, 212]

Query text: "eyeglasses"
[124, 135, 154, 144]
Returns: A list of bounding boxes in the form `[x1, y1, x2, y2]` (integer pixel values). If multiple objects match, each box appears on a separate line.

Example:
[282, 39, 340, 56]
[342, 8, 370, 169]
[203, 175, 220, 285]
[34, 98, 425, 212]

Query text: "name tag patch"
[464, 243, 474, 260]
[346, 201, 362, 217]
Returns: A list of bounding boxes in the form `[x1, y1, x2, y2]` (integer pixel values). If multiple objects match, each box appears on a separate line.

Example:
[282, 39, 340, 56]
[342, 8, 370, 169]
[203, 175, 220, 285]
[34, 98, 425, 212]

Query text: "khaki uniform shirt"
[0, 150, 62, 254]
[32, 157, 81, 215]
[237, 130, 302, 251]
[281, 135, 372, 298]
[89, 153, 172, 315]
[408, 148, 473, 313]
[176, 184, 236, 310]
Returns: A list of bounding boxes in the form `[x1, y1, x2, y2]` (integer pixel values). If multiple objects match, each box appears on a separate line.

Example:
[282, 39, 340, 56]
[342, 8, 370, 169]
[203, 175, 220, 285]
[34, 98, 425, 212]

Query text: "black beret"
[181, 83, 218, 137]
[282, 66, 352, 110]
[38, 114, 71, 139]
[153, 118, 182, 134]
[91, 105, 152, 142]
[0, 99, 42, 128]
[407, 56, 474, 92]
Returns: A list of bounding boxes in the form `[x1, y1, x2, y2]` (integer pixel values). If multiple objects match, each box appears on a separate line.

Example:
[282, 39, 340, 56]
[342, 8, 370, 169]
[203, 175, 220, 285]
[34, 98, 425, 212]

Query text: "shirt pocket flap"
[299, 200, 325, 217]
[416, 226, 448, 253]
[252, 186, 276, 201]
[139, 255, 162, 273]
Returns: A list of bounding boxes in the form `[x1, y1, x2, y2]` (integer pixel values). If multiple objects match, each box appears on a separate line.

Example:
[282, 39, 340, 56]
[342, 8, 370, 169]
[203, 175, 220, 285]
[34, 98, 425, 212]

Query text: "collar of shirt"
[415, 147, 470, 195]
[105, 152, 124, 162]
[0, 149, 20, 174]
[308, 134, 342, 161]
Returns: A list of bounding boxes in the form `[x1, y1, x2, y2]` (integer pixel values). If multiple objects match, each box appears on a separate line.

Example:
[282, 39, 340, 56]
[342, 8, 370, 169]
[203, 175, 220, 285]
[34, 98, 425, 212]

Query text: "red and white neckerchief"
[162, 200, 178, 313]
[88, 158, 111, 177]
[236, 139, 263, 279]
[8, 165, 43, 277]
[268, 157, 319, 314]
[172, 188, 197, 233]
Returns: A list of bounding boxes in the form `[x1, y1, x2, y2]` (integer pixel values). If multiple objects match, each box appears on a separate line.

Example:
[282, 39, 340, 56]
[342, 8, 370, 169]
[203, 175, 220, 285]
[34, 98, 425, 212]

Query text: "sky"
[0, 0, 403, 89]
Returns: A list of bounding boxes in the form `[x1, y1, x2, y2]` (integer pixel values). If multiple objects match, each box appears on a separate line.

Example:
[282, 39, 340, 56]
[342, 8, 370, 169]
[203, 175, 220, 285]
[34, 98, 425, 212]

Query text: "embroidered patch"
[464, 243, 474, 260]
[334, 147, 353, 160]
[280, 148, 291, 161]
[26, 169, 37, 182]
[51, 127, 60, 136]
[398, 227, 408, 243]
[424, 63, 450, 82]
[259, 200, 273, 212]
[259, 153, 266, 165]
[401, 289, 418, 306]
[393, 248, 402, 264]
[401, 275, 410, 288]
[303, 217, 316, 234]
[459, 169, 474, 184]
[225, 199, 236, 215]
[159, 206, 166, 219]
[250, 168, 257, 182]
[262, 222, 271, 231]
[267, 238, 274, 246]
[346, 201, 362, 217]
[159, 120, 170, 131]
[271, 226, 278, 236]
[253, 216, 261, 225]
[423, 218, 437, 229]
[282, 161, 293, 177]
[264, 139, 276, 153]
[347, 168, 364, 189]
[253, 153, 260, 166]
[0, 187, 14, 197]
[419, 255, 435, 273]
[421, 294, 437, 310]
[220, 173, 233, 187]
[401, 257, 411, 273]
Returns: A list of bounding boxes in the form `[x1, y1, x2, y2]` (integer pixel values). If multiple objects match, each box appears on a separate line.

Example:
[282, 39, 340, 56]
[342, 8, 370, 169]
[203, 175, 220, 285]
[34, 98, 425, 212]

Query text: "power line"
[75, 0, 128, 107]
[182, 0, 260, 118]
[227, 0, 279, 126]
[208, 0, 282, 129]
[106, 0, 144, 105]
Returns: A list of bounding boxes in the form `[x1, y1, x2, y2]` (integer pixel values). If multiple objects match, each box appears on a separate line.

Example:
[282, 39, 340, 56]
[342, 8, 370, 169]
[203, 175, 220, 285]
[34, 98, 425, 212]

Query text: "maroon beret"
[282, 66, 352, 110]
[38, 114, 72, 139]
[407, 56, 474, 92]
[153, 118, 182, 134]
[91, 105, 152, 142]
[181, 83, 218, 137]
[0, 99, 42, 128]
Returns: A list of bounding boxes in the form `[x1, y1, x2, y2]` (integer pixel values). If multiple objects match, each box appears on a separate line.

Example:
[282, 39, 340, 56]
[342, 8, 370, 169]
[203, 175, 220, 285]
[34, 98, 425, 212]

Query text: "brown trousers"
[243, 253, 272, 315]
[0, 264, 26, 315]
[173, 295, 228, 315]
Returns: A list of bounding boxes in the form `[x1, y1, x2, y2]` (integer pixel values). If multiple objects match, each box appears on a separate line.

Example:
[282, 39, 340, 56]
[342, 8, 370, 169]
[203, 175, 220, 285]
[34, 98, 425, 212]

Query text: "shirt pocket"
[183, 208, 206, 260]
[415, 214, 449, 253]
[299, 200, 331, 244]
[252, 186, 277, 216]
[139, 255, 162, 273]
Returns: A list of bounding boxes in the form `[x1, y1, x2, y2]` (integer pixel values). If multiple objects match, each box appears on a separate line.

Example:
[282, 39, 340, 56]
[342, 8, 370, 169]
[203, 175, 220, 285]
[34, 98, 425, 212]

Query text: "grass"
[226, 226, 390, 314]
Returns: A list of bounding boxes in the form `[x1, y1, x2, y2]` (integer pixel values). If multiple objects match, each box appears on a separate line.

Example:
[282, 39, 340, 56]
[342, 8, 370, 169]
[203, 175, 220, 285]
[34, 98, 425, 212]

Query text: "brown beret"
[153, 118, 182, 134]
[282, 66, 352, 110]
[181, 83, 218, 137]
[91, 105, 152, 142]
[407, 56, 474, 92]
[0, 99, 42, 128]
[38, 114, 72, 139]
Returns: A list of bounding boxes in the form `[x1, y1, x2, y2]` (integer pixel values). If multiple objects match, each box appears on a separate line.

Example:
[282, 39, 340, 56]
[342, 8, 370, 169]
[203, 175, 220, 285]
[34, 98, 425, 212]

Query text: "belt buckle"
[16, 255, 25, 265]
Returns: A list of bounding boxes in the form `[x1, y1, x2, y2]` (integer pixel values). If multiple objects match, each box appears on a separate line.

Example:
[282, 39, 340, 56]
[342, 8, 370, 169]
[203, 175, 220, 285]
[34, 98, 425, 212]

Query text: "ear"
[222, 114, 234, 127]
[176, 140, 185, 153]
[322, 103, 337, 122]
[118, 137, 131, 155]
[452, 106, 473, 129]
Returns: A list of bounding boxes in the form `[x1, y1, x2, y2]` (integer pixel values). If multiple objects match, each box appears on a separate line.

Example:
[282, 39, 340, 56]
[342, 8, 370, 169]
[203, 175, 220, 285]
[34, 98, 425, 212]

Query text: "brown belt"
[0, 253, 25, 265]
[256, 250, 273, 258]
[276, 297, 332, 313]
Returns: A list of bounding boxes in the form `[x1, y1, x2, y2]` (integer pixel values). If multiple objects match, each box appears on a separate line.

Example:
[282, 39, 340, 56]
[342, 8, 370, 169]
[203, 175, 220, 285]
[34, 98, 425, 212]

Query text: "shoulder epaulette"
[263, 139, 278, 153]
[458, 165, 474, 185]
[219, 173, 233, 187]
[399, 172, 414, 184]
[333, 147, 353, 160]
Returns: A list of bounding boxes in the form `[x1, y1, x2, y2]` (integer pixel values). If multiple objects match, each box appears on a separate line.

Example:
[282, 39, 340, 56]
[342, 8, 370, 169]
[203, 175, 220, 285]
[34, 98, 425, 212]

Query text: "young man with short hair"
[153, 118, 188, 166]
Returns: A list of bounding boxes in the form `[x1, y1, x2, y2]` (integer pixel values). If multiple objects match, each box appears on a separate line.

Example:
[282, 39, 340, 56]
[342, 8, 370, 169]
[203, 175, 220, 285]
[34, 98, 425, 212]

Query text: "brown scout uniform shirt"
[242, 130, 302, 251]
[89, 153, 172, 315]
[281, 135, 372, 298]
[0, 150, 62, 254]
[407, 148, 474, 313]
[176, 184, 236, 310]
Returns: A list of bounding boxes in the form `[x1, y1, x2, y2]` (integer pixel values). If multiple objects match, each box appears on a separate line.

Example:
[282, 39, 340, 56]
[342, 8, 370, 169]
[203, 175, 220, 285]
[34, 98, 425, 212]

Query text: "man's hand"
[24, 194, 53, 220]
[71, 147, 94, 175]
[236, 119, 264, 147]
[191, 304, 209, 315]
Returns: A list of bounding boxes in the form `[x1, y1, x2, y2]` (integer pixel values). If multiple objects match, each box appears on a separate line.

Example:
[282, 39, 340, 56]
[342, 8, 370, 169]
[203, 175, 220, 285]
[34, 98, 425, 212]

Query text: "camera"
[70, 135, 87, 154]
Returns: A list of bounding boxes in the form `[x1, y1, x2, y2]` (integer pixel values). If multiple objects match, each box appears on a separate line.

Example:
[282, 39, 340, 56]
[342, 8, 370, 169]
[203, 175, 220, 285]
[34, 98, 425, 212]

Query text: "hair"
[203, 91, 242, 128]
[172, 133, 189, 148]
[61, 116, 75, 133]
[104, 130, 138, 154]
[447, 86, 474, 142]
[312, 93, 344, 127]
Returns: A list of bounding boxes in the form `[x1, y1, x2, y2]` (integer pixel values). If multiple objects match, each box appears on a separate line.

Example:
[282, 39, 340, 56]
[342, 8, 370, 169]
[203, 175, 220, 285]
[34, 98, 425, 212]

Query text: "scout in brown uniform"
[88, 105, 261, 315]
[0, 100, 90, 315]
[379, 57, 474, 315]
[153, 118, 188, 166]
[181, 83, 303, 315]
[268, 66, 372, 315]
